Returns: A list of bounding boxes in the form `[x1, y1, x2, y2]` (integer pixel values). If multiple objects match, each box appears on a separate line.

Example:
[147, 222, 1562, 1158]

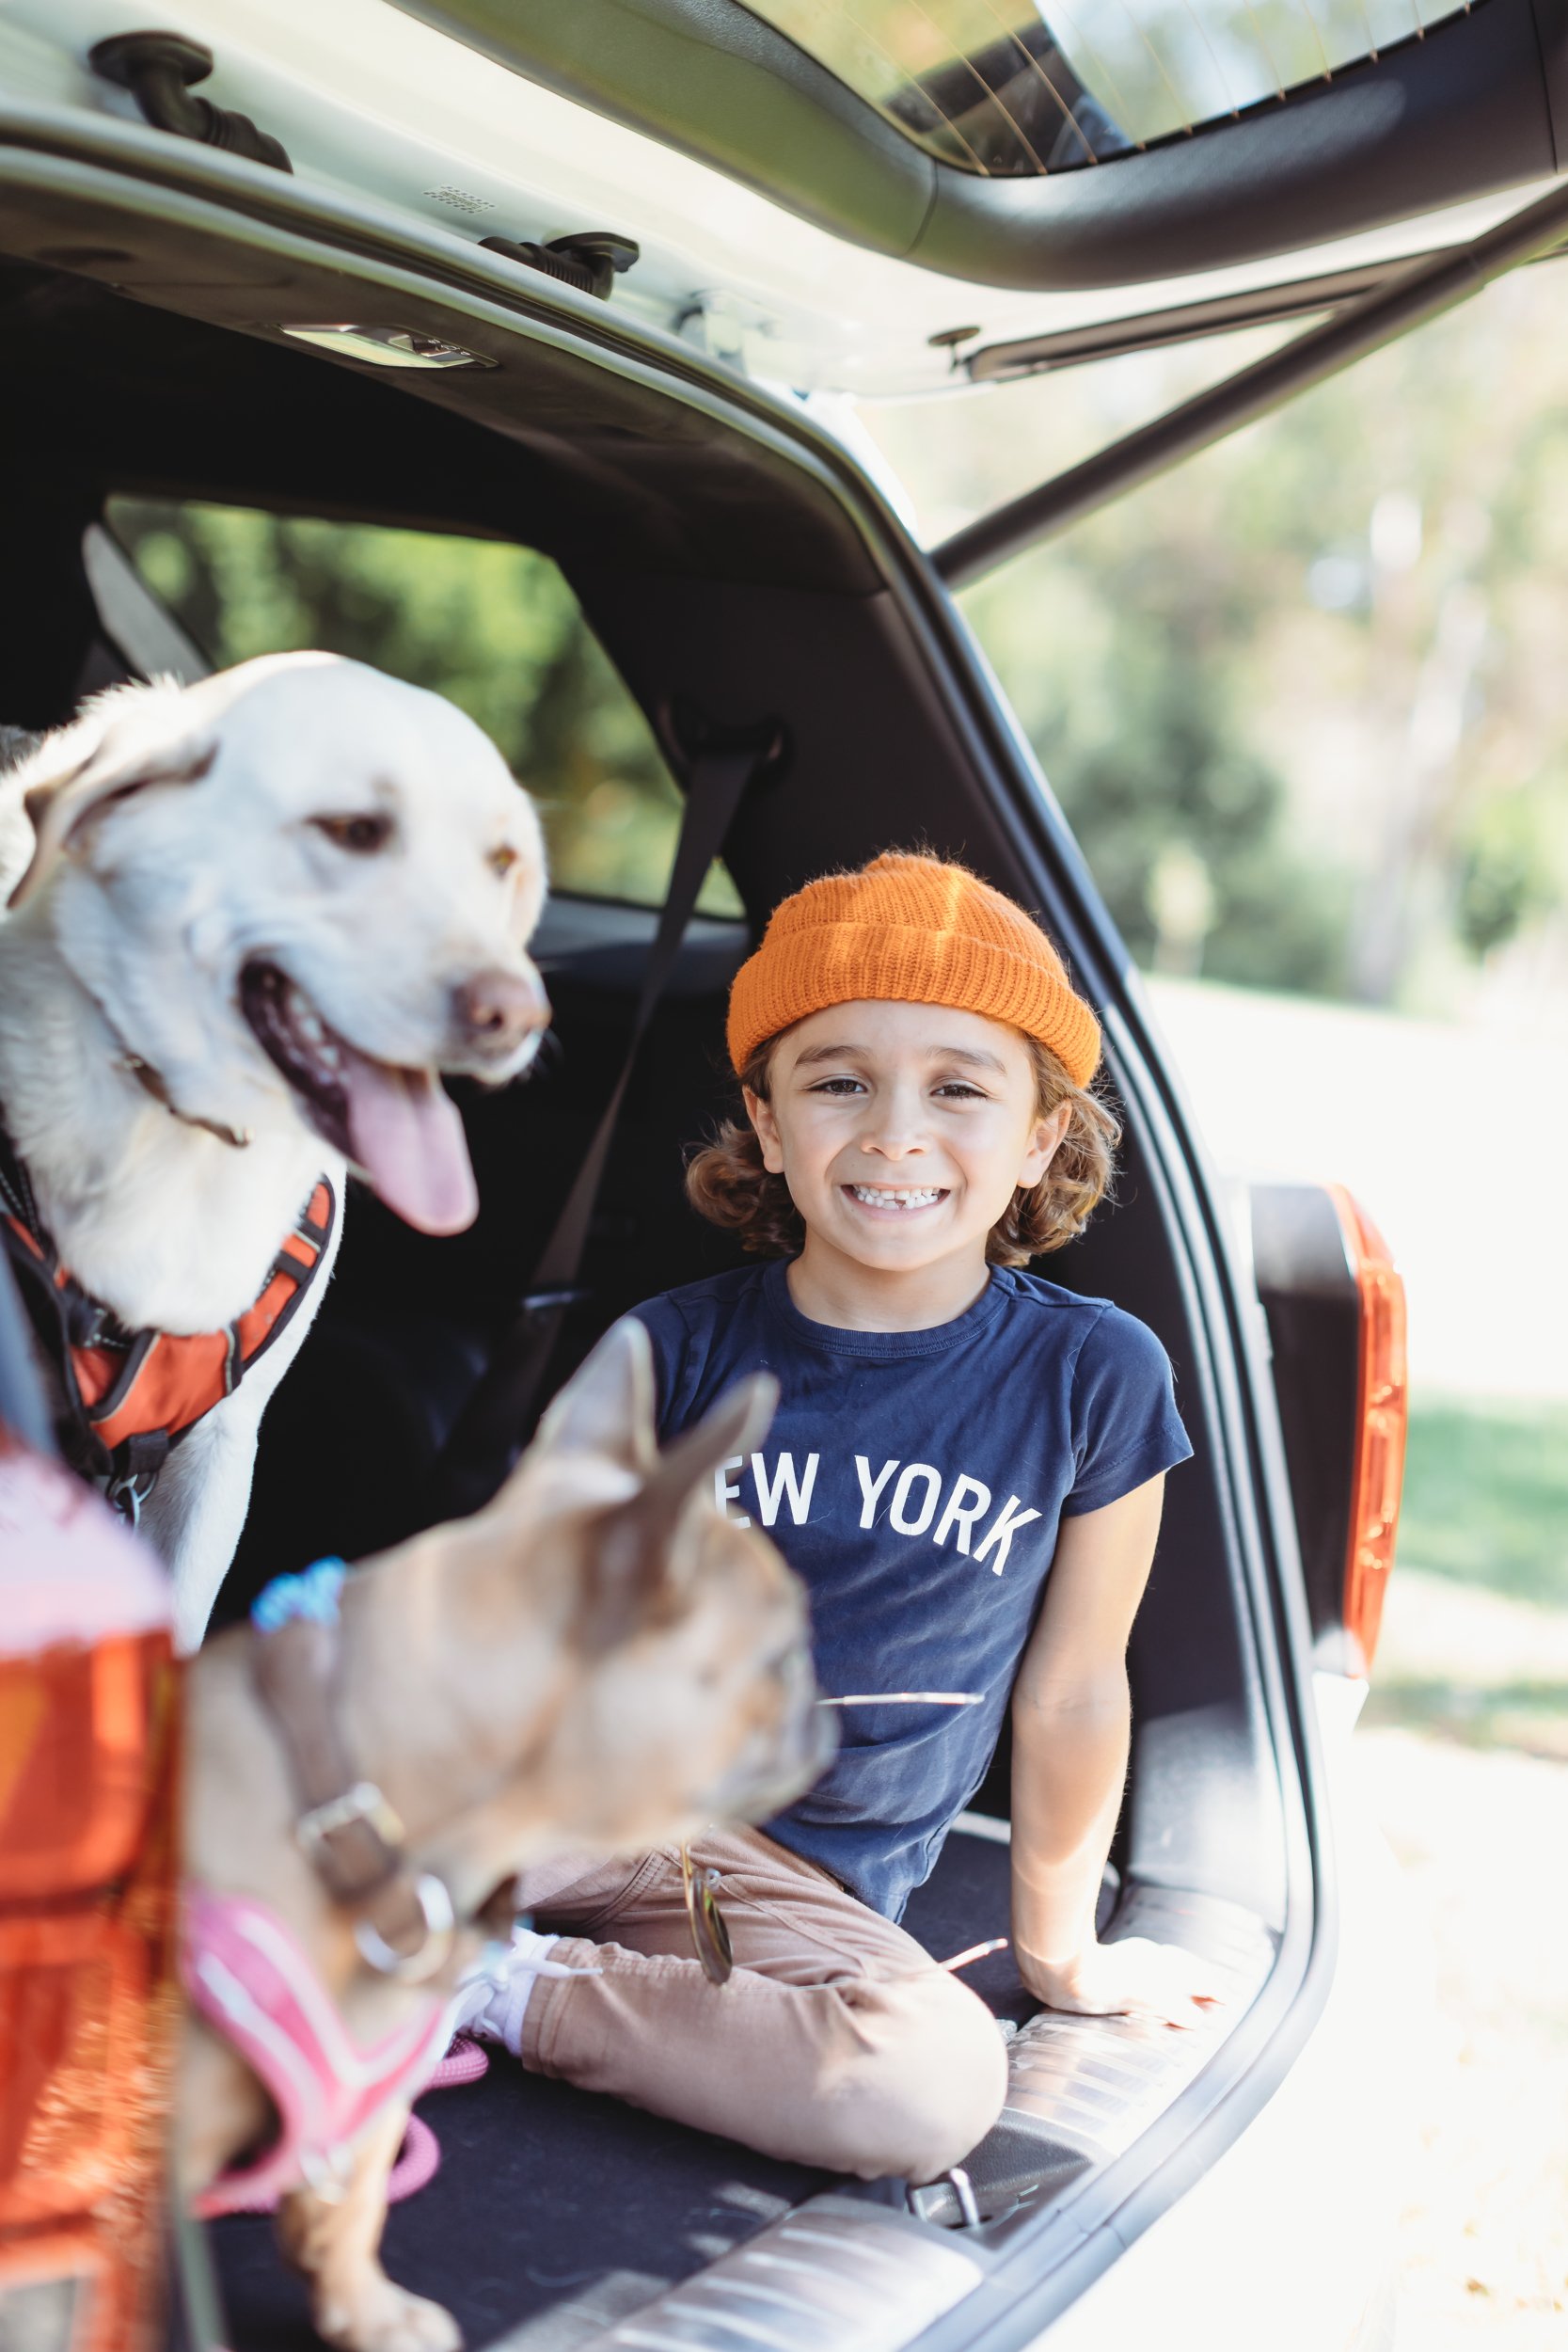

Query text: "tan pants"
[518, 1827, 1008, 2185]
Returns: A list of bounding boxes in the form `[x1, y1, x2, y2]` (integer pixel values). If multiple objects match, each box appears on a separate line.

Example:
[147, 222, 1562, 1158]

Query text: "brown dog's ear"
[7, 698, 216, 910]
[532, 1317, 658, 1474]
[575, 1372, 779, 1651]
[646, 1374, 779, 1530]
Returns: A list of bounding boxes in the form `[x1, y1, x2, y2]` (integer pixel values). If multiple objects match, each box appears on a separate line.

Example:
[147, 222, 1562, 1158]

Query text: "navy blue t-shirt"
[631, 1259, 1192, 1921]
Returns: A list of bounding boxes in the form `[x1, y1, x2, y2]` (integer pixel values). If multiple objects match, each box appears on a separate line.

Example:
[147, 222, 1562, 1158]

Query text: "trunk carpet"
[211, 1826, 1022, 2349]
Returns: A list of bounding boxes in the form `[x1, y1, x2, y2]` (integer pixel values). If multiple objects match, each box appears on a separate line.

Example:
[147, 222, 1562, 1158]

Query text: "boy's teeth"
[850, 1184, 942, 1208]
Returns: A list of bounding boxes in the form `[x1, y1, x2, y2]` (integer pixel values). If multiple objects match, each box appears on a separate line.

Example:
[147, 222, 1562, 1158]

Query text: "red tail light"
[0, 1438, 180, 2352]
[1327, 1187, 1408, 1676]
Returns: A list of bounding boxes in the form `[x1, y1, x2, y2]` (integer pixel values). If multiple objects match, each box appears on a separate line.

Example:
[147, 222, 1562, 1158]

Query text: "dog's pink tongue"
[341, 1054, 478, 1234]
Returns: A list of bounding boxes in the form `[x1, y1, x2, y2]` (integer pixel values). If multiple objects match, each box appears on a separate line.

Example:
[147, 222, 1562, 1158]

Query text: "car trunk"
[205, 864, 1286, 2348]
[0, 150, 1312, 2347]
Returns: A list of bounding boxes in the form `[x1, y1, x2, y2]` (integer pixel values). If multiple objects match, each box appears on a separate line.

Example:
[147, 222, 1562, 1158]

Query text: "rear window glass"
[737, 2, 1470, 176]
[106, 499, 742, 918]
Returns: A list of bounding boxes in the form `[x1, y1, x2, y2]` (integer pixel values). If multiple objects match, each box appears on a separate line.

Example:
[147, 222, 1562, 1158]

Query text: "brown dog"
[180, 1320, 829, 2352]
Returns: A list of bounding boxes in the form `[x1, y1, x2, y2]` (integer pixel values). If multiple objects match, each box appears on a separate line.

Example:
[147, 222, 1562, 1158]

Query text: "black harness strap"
[0, 1115, 41, 1238]
[0, 1152, 54, 1459]
[431, 730, 775, 1518]
[0, 1114, 119, 1488]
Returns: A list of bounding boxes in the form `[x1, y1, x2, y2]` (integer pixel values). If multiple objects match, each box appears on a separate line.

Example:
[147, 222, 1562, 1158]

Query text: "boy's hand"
[1019, 1935, 1229, 2030]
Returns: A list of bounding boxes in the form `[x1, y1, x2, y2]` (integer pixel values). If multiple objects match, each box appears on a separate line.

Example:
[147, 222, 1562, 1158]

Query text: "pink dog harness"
[183, 1888, 453, 2217]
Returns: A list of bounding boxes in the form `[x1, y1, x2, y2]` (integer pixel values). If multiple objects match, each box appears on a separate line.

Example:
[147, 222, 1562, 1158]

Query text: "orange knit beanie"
[726, 852, 1101, 1088]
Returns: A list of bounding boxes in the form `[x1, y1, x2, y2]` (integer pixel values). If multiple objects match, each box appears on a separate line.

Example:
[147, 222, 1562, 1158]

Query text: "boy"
[474, 853, 1221, 2183]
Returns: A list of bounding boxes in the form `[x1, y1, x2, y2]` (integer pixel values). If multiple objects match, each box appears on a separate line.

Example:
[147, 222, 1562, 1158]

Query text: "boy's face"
[745, 1000, 1069, 1281]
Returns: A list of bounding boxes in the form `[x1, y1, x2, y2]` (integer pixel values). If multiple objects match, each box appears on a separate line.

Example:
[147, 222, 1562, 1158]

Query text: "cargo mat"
[212, 1825, 1024, 2349]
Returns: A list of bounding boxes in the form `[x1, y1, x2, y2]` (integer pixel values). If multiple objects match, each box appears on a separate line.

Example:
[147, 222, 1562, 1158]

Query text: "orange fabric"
[0, 1176, 335, 1458]
[0, 1637, 170, 1900]
[84, 1332, 230, 1449]
[0, 1910, 152, 2225]
[0, 1602, 181, 2352]
[726, 852, 1101, 1087]
[228, 1179, 330, 1376]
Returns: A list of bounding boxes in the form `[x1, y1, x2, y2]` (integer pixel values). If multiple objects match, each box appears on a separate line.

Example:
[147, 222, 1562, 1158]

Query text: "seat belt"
[430, 729, 774, 1519]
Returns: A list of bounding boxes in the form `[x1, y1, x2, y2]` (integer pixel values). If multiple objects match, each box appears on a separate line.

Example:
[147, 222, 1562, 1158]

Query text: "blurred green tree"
[964, 510, 1350, 992]
[868, 268, 1568, 1012]
[107, 499, 739, 914]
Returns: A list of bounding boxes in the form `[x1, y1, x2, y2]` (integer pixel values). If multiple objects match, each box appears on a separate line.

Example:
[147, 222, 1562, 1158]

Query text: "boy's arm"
[1010, 1475, 1226, 2027]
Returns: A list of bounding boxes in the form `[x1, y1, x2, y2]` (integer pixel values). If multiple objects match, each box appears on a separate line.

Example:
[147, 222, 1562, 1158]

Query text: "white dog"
[0, 653, 548, 1648]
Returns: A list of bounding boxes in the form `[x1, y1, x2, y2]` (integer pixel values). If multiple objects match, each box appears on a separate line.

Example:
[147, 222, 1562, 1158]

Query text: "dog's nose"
[454, 968, 550, 1057]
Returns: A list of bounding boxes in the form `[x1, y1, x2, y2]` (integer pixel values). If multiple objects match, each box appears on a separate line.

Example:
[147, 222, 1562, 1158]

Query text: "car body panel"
[0, 0, 1555, 397]
[1032, 1678, 1421, 2352]
[0, 44, 1422, 2344]
[396, 0, 1568, 297]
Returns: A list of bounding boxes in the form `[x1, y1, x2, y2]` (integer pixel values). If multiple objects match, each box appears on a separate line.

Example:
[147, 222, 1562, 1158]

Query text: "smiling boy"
[475, 852, 1221, 2184]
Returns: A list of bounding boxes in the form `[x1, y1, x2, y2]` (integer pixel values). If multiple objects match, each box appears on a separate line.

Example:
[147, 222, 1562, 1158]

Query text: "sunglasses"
[678, 1696, 983, 1987]
[680, 1841, 735, 1986]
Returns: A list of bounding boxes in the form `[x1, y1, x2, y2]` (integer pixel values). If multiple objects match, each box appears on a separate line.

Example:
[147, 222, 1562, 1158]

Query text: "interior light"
[278, 326, 496, 370]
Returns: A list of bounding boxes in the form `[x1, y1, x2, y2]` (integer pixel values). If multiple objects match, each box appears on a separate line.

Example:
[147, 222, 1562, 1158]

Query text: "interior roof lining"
[0, 171, 886, 596]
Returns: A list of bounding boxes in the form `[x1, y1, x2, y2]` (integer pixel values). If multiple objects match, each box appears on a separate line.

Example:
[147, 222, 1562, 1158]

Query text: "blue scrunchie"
[250, 1556, 347, 1635]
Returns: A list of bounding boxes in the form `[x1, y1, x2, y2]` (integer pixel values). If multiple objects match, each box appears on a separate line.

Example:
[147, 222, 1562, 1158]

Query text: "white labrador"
[0, 652, 548, 1646]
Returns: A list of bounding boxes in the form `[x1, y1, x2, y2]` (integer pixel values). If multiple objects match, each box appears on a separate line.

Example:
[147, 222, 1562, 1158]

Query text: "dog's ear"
[6, 694, 216, 909]
[532, 1318, 658, 1475]
[576, 1373, 779, 1651]
[646, 1375, 779, 1534]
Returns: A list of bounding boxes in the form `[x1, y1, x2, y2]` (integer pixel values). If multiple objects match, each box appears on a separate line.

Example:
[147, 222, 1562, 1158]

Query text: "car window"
[736, 1, 1470, 175]
[106, 498, 742, 918]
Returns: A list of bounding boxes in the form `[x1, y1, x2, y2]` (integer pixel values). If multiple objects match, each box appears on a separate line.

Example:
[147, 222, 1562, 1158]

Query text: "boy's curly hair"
[686, 1030, 1119, 1266]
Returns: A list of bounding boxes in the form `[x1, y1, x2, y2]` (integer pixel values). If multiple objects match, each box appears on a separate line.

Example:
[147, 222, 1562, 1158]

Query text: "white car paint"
[1034, 1677, 1427, 2352]
[0, 18, 1432, 2330]
[0, 0, 1556, 400]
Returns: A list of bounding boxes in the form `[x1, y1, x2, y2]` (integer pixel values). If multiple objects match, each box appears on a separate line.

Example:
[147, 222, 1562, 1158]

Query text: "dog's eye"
[312, 812, 393, 854]
[488, 845, 518, 879]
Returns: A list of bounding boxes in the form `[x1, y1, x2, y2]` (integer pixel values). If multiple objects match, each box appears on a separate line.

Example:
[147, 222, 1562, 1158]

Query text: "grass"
[1364, 1675, 1568, 1760]
[1398, 1393, 1568, 1609]
[1367, 1392, 1568, 1756]
[1362, 1402, 1568, 2339]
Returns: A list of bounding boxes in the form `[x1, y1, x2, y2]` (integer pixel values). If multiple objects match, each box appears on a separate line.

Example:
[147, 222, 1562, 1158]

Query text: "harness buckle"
[354, 1872, 456, 1984]
[295, 1780, 406, 1861]
[103, 1431, 170, 1529]
[103, 1467, 158, 1530]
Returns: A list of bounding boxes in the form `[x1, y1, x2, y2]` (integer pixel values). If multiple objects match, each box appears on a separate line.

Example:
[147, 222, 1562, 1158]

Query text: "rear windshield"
[737, 1, 1470, 176]
[106, 498, 742, 919]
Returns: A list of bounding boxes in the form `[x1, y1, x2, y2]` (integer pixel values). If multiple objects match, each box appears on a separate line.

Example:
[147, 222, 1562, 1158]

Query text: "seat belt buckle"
[657, 697, 789, 788]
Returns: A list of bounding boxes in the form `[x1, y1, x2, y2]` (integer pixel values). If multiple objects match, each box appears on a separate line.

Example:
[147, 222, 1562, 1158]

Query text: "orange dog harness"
[0, 1120, 334, 1521]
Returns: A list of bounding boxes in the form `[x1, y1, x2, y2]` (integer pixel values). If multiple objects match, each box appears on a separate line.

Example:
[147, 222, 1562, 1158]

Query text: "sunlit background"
[116, 261, 1567, 2340]
[860, 265, 1568, 2349]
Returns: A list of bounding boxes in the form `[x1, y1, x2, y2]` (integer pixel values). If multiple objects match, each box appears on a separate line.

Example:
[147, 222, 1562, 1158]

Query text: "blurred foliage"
[107, 499, 741, 915]
[967, 537, 1351, 991]
[753, 1, 1444, 159]
[1453, 789, 1560, 961]
[1400, 1396, 1568, 1611]
[867, 268, 1568, 1012]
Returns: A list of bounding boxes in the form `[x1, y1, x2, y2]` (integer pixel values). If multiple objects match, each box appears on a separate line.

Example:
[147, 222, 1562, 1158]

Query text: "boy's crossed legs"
[505, 1828, 1008, 2184]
